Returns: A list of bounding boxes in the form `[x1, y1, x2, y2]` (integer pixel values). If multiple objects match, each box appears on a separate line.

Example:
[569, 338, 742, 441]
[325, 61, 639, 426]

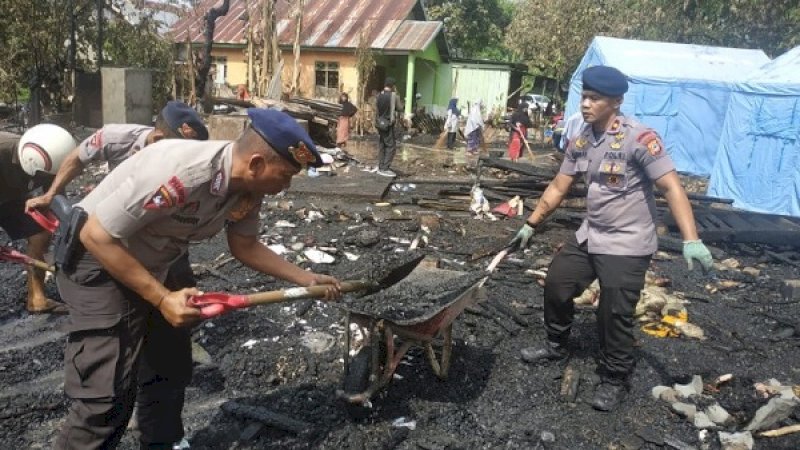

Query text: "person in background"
[508, 102, 533, 162]
[510, 65, 713, 412]
[444, 98, 460, 149]
[374, 77, 404, 177]
[464, 100, 484, 154]
[1, 125, 75, 313]
[337, 92, 357, 149]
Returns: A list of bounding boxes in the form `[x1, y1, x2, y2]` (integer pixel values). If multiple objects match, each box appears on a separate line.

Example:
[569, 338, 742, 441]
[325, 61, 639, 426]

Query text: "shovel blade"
[373, 254, 425, 291]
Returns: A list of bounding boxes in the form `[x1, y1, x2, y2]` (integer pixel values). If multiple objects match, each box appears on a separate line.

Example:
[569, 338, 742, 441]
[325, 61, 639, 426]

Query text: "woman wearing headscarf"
[464, 100, 484, 154]
[508, 102, 533, 162]
[337, 92, 358, 148]
[444, 98, 460, 149]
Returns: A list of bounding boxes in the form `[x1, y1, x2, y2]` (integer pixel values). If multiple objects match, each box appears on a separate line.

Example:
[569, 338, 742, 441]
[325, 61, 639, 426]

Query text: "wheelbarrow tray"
[339, 271, 484, 411]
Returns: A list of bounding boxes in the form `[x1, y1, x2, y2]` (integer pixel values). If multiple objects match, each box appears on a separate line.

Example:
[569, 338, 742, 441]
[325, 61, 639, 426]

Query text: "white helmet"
[17, 124, 77, 176]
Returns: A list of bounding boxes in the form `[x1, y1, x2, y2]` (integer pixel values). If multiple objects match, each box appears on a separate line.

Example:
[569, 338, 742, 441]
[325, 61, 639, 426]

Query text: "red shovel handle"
[26, 208, 59, 233]
[187, 292, 250, 319]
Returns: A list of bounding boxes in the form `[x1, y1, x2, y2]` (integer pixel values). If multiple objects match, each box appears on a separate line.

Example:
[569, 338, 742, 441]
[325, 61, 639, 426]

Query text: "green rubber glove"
[683, 240, 713, 272]
[509, 224, 535, 251]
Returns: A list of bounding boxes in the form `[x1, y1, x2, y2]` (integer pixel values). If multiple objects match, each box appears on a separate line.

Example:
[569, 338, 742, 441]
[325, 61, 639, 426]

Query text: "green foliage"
[425, 0, 514, 60]
[103, 17, 176, 110]
[506, 0, 800, 87]
[0, 0, 175, 111]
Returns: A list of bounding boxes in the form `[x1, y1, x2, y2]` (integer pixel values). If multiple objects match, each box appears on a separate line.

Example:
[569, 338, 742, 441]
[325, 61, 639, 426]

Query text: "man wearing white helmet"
[0, 124, 76, 313]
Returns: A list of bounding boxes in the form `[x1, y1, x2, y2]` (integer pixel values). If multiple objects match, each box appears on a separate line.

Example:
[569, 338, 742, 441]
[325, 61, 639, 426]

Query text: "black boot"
[590, 379, 627, 412]
[520, 340, 568, 364]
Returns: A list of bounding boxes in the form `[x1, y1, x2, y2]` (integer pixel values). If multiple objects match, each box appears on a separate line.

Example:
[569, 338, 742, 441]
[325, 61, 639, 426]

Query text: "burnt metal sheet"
[170, 0, 436, 51]
[384, 21, 442, 51]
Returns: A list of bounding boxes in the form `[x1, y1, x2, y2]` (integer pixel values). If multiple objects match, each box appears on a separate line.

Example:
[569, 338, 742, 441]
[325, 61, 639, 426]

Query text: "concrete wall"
[101, 68, 153, 125]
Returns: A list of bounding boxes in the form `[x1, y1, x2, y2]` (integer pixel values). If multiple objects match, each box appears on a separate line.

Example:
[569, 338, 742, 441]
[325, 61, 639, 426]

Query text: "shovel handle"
[246, 280, 374, 305]
[0, 246, 55, 272]
[188, 280, 376, 319]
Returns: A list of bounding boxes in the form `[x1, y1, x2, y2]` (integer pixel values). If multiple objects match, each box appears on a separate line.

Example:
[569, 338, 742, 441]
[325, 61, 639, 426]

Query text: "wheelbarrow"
[338, 276, 484, 415]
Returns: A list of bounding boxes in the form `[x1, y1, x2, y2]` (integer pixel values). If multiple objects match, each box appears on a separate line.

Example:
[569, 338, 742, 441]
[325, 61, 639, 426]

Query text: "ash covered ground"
[0, 137, 799, 449]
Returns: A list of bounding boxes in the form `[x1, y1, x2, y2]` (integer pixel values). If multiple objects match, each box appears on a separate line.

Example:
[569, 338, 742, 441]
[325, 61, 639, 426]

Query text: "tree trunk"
[290, 0, 304, 96]
[197, 0, 231, 110]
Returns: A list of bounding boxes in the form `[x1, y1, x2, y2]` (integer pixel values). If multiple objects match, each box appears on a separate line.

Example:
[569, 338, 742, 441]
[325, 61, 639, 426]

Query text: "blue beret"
[162, 101, 209, 140]
[247, 108, 323, 168]
[582, 66, 628, 97]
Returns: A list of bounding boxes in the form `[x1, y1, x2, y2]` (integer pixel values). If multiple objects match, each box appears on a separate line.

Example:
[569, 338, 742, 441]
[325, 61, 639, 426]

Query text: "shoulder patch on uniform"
[89, 130, 103, 150]
[144, 176, 186, 210]
[227, 194, 258, 221]
[636, 130, 664, 156]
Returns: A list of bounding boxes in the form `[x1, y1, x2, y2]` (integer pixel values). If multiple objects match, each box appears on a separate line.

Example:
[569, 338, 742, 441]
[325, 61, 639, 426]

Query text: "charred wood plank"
[221, 401, 312, 435]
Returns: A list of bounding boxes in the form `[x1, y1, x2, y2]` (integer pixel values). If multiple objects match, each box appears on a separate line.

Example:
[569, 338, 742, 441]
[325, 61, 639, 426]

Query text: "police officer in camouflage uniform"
[509, 66, 713, 412]
[54, 109, 341, 449]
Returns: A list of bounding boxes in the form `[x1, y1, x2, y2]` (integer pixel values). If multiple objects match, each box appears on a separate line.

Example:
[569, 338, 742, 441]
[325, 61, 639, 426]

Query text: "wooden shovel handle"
[245, 280, 375, 306]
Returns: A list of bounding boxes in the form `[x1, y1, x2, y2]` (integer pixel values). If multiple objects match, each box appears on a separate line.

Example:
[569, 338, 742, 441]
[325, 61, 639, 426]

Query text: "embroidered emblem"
[575, 137, 587, 149]
[89, 130, 103, 150]
[144, 186, 176, 210]
[646, 138, 663, 156]
[607, 174, 621, 187]
[227, 194, 257, 221]
[610, 141, 622, 149]
[607, 118, 622, 135]
[144, 176, 185, 210]
[637, 130, 663, 156]
[210, 169, 225, 195]
[601, 161, 623, 174]
[288, 142, 316, 168]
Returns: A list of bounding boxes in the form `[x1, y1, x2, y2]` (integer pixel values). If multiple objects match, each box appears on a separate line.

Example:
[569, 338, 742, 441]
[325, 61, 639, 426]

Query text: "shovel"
[188, 254, 425, 319]
[0, 246, 55, 272]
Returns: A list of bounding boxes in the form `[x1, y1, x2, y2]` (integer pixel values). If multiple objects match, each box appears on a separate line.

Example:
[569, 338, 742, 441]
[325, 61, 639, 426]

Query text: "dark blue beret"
[582, 66, 628, 97]
[162, 101, 209, 140]
[247, 108, 323, 168]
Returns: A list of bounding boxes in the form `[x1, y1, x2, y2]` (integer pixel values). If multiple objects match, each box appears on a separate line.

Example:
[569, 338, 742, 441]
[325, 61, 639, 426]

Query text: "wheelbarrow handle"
[26, 208, 59, 233]
[187, 280, 376, 319]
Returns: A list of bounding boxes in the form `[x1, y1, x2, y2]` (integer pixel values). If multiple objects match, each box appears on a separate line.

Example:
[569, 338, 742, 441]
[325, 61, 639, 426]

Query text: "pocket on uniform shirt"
[597, 159, 628, 191]
[575, 159, 589, 173]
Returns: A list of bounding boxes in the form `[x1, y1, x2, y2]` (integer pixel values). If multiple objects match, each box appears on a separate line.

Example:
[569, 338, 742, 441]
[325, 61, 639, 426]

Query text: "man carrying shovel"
[54, 109, 341, 449]
[509, 66, 713, 412]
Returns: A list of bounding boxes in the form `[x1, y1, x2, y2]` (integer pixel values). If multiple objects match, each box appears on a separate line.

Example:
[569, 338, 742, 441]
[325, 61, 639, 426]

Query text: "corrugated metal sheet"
[384, 21, 441, 51]
[169, 0, 438, 51]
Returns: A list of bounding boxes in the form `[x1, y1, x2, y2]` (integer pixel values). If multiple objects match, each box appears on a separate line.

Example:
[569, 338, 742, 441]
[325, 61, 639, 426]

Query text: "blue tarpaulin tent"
[565, 37, 770, 176]
[709, 46, 800, 217]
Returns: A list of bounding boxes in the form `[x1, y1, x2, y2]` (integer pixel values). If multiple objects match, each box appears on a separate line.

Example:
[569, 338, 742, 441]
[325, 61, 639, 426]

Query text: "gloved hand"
[683, 240, 713, 272]
[508, 223, 535, 251]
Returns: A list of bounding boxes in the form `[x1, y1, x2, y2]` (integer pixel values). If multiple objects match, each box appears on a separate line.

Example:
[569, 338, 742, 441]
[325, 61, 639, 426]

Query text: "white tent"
[565, 37, 770, 176]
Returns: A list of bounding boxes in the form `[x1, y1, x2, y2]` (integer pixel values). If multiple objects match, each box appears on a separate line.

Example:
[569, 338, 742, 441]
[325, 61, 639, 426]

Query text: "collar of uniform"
[209, 143, 234, 197]
[606, 116, 624, 135]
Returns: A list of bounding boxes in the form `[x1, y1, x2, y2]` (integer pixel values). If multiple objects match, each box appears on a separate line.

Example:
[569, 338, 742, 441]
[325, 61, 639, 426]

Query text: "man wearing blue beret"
[509, 65, 713, 411]
[53, 108, 340, 449]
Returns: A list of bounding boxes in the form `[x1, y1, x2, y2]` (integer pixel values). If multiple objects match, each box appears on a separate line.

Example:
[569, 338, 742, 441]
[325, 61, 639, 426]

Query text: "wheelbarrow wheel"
[342, 343, 384, 420]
